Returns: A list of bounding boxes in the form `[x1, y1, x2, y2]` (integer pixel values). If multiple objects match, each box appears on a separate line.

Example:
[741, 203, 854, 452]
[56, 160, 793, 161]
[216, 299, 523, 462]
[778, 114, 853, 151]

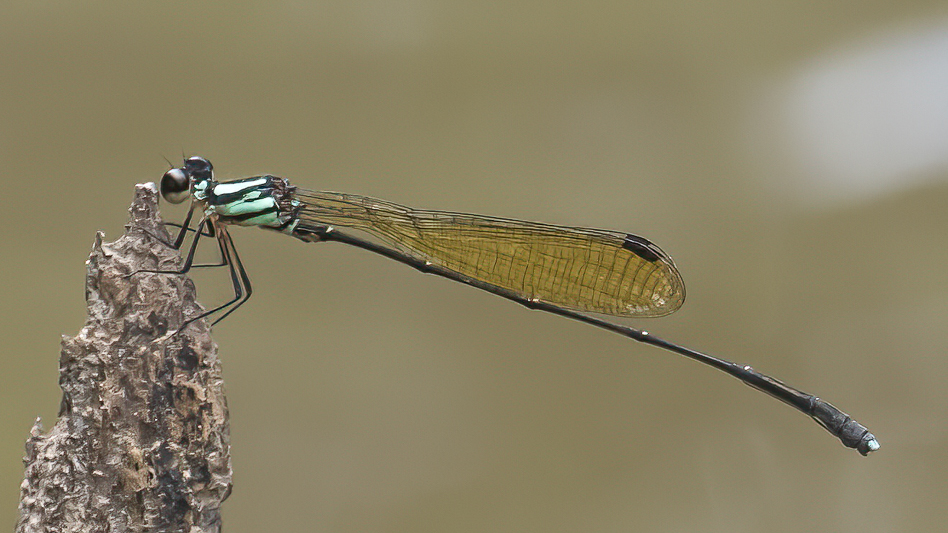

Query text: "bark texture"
[16, 184, 232, 533]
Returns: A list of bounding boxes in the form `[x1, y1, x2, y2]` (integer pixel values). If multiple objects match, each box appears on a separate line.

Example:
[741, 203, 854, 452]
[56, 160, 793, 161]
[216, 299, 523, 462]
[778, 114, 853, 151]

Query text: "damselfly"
[147, 156, 879, 455]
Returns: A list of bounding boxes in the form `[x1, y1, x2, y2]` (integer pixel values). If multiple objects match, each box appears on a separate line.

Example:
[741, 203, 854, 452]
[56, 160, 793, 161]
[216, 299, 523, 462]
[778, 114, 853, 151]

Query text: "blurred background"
[2, 1, 946, 531]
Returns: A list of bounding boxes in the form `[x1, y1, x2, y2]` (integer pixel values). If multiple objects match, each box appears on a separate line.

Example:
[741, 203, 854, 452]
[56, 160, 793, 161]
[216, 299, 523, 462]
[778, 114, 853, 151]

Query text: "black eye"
[184, 156, 214, 183]
[160, 168, 191, 204]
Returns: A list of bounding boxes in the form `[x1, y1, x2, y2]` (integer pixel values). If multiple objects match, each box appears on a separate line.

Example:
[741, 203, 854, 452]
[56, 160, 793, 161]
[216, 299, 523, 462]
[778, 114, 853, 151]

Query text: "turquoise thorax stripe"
[203, 178, 282, 227]
[215, 197, 277, 217]
[212, 177, 270, 196]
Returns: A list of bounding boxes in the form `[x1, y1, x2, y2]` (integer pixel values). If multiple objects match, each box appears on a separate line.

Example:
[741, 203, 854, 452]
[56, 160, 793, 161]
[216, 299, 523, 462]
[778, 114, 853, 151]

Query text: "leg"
[172, 204, 197, 249]
[164, 221, 215, 239]
[168, 220, 227, 269]
[129, 217, 209, 278]
[207, 228, 253, 325]
[135, 204, 200, 250]
[179, 226, 252, 328]
[187, 225, 229, 269]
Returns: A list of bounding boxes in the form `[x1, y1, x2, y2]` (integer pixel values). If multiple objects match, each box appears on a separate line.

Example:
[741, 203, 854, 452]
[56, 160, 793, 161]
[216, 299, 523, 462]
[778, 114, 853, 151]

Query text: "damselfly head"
[184, 156, 213, 182]
[160, 156, 214, 204]
[160, 168, 190, 204]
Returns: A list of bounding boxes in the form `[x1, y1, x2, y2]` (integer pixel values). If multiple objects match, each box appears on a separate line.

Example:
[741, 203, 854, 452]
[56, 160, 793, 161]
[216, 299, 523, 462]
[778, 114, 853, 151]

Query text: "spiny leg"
[140, 204, 201, 250]
[179, 225, 252, 328]
[207, 228, 253, 325]
[127, 217, 210, 281]
[134, 216, 245, 330]
[172, 203, 197, 249]
[168, 218, 227, 269]
[136, 218, 228, 271]
[164, 221, 214, 239]
[185, 223, 229, 269]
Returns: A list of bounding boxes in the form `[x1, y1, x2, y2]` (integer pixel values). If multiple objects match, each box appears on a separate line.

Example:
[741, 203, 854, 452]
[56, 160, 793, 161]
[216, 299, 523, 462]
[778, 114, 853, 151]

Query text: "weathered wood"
[17, 184, 232, 533]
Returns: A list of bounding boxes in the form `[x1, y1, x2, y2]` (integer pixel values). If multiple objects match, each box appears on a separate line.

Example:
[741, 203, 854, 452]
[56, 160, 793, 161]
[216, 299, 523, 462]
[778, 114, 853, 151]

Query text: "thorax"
[194, 176, 301, 232]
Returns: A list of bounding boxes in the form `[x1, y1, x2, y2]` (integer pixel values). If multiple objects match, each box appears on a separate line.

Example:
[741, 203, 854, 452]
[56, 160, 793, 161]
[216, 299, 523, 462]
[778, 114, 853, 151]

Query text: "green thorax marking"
[198, 176, 302, 231]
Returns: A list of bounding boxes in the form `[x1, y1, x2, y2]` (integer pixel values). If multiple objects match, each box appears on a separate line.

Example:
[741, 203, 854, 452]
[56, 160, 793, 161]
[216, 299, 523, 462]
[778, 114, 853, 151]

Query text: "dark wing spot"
[622, 234, 662, 262]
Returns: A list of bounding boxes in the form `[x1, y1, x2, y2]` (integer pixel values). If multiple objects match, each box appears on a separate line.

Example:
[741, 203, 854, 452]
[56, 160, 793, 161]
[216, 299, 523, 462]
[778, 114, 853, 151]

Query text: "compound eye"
[184, 156, 214, 183]
[160, 167, 191, 204]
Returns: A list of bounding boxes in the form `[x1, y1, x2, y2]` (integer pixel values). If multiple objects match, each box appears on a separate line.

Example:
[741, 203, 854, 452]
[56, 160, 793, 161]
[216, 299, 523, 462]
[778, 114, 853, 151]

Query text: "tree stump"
[16, 184, 232, 533]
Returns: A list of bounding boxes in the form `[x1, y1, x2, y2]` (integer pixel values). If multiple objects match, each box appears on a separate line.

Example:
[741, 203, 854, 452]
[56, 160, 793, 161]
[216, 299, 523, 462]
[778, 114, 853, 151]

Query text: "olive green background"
[2, 2, 946, 532]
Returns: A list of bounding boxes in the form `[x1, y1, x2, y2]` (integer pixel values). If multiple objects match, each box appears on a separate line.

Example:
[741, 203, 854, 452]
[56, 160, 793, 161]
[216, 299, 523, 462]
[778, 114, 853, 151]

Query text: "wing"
[292, 190, 685, 317]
